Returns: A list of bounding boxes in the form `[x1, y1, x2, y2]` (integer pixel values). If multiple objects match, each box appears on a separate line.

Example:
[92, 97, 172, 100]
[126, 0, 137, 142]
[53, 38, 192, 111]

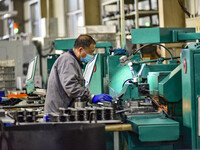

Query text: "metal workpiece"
[12, 109, 39, 123]
[123, 100, 157, 116]
[74, 97, 86, 108]
[54, 106, 115, 123]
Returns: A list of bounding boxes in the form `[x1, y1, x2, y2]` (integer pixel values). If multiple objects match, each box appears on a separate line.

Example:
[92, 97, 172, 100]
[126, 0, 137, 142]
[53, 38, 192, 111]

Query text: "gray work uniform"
[44, 51, 92, 114]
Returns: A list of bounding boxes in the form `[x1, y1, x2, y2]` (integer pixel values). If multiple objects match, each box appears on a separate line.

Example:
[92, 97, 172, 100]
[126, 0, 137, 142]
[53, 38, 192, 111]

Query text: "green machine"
[26, 56, 38, 94]
[106, 27, 200, 149]
[49, 28, 200, 149]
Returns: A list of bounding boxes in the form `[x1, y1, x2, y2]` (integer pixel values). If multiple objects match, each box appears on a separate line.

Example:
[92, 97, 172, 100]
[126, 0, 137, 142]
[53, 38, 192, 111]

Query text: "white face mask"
[80, 50, 94, 63]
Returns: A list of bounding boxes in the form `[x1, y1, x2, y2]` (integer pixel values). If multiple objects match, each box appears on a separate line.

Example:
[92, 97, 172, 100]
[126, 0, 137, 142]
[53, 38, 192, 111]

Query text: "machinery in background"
[51, 27, 200, 149]
[1, 27, 200, 150]
[0, 40, 42, 92]
[32, 37, 56, 87]
[0, 59, 15, 92]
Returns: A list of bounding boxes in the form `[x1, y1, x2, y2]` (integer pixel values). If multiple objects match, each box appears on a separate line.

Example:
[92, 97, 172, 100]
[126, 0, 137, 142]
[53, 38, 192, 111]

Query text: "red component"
[14, 23, 18, 28]
[183, 59, 187, 74]
[93, 65, 96, 72]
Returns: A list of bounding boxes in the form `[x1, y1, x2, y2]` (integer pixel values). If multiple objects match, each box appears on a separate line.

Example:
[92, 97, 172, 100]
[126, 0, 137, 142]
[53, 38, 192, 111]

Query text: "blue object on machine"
[92, 94, 113, 103]
[0, 91, 5, 103]
[43, 115, 50, 122]
[113, 49, 126, 55]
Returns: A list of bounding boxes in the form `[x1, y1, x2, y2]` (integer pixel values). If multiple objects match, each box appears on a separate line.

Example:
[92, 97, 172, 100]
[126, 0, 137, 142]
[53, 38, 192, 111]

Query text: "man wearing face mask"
[44, 34, 113, 113]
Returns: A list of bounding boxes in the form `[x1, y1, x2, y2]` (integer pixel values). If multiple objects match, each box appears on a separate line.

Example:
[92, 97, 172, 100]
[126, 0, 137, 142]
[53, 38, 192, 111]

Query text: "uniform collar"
[68, 50, 83, 68]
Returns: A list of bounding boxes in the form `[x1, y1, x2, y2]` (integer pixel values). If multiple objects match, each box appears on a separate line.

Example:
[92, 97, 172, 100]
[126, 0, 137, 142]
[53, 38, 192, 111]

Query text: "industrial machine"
[1, 27, 200, 150]
[108, 27, 200, 149]
[51, 28, 200, 149]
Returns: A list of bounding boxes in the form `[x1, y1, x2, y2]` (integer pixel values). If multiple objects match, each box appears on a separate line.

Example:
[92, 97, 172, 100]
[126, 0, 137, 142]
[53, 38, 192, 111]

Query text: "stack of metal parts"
[0, 109, 106, 150]
[12, 110, 39, 123]
[47, 107, 115, 123]
[0, 59, 15, 91]
[124, 100, 158, 116]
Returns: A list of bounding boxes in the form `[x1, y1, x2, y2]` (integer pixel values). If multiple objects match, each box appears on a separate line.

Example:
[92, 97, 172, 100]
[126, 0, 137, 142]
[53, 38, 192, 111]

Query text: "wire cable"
[122, 79, 134, 87]
[133, 43, 173, 60]
[177, 0, 191, 17]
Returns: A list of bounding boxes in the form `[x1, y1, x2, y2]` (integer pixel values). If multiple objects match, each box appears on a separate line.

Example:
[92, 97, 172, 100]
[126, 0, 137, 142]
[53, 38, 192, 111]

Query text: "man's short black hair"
[74, 34, 96, 49]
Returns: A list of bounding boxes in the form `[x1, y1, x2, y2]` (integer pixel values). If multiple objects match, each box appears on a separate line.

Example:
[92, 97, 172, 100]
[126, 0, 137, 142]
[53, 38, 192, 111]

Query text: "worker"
[44, 34, 113, 113]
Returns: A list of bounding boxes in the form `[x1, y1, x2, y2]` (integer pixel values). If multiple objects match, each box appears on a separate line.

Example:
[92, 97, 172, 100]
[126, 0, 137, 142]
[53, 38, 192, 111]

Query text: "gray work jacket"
[44, 51, 92, 114]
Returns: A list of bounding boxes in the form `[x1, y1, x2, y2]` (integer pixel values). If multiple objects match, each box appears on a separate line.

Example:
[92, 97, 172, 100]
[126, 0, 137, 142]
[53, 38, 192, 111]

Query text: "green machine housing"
[50, 28, 200, 149]
[120, 27, 200, 149]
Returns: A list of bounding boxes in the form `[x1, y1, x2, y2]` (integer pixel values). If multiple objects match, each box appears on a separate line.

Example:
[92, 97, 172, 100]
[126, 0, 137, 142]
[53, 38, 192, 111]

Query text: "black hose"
[133, 44, 173, 60]
[122, 79, 133, 87]
[177, 0, 191, 17]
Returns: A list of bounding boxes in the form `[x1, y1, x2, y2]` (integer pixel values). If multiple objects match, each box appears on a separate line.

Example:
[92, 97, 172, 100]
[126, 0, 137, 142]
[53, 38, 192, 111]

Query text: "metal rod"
[46, 0, 50, 37]
[114, 132, 119, 150]
[120, 0, 126, 49]
[135, 0, 140, 49]
[135, 0, 139, 29]
[105, 124, 132, 132]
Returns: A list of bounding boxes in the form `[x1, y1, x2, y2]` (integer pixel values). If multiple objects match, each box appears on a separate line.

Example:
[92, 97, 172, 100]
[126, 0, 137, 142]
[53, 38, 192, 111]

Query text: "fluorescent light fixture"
[0, 11, 18, 20]
[3, 13, 11, 18]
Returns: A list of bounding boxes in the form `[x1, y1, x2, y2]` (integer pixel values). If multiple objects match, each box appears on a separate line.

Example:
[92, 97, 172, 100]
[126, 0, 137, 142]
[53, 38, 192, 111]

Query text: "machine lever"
[137, 63, 146, 78]
[128, 62, 136, 78]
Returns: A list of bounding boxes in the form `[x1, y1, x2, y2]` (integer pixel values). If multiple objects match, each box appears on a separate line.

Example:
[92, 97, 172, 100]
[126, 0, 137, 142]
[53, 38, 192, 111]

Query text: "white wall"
[52, 0, 67, 37]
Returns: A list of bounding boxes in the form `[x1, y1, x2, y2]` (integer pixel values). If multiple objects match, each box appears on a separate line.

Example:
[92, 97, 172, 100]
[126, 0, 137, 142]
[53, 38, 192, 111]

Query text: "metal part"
[128, 62, 136, 80]
[137, 63, 146, 78]
[105, 124, 132, 132]
[56, 107, 115, 123]
[120, 0, 126, 49]
[138, 84, 149, 96]
[114, 131, 119, 150]
[13, 109, 38, 123]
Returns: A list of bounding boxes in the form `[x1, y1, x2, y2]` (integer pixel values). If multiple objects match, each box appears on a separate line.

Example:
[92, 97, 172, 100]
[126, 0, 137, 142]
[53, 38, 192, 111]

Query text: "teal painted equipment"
[181, 43, 200, 148]
[117, 27, 200, 149]
[26, 56, 38, 94]
[50, 28, 200, 149]
[131, 27, 197, 44]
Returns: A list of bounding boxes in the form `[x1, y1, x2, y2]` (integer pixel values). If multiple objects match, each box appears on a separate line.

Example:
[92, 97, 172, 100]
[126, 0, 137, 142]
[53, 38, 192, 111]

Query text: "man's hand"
[92, 94, 113, 103]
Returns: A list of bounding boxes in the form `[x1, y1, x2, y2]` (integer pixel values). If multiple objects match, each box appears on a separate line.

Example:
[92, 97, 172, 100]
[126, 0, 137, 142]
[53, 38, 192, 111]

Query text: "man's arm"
[58, 59, 93, 102]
